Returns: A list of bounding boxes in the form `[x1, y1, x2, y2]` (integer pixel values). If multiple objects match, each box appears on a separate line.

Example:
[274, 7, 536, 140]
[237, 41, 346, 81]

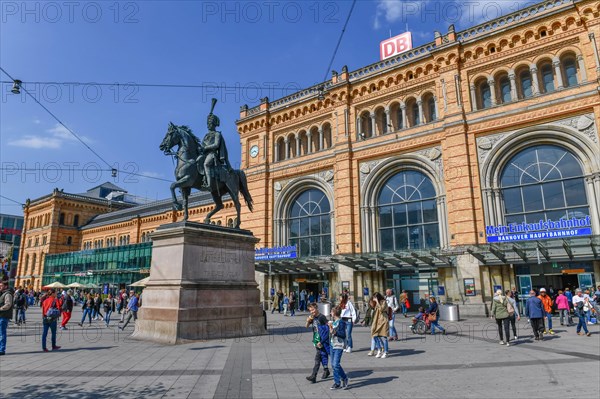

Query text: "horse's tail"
[237, 170, 254, 212]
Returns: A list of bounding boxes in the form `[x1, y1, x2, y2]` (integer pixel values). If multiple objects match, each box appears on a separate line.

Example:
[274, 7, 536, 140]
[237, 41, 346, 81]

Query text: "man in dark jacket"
[305, 302, 330, 383]
[525, 290, 547, 341]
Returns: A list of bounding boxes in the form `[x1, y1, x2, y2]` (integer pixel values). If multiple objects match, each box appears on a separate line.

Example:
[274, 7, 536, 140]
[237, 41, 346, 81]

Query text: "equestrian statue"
[159, 98, 253, 227]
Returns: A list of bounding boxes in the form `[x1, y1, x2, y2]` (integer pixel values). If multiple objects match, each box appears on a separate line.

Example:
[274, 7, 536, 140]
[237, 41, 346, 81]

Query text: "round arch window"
[378, 170, 439, 251]
[288, 189, 331, 257]
[500, 145, 589, 224]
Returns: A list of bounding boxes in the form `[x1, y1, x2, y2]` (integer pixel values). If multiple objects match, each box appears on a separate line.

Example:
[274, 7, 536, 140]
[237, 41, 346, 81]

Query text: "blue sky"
[0, 0, 523, 214]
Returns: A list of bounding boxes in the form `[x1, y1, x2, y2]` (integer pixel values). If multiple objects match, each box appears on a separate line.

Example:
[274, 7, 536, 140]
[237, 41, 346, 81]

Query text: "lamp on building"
[11, 79, 22, 94]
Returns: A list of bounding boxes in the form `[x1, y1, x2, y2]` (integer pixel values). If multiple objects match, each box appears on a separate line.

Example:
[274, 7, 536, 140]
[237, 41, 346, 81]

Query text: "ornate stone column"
[553, 58, 564, 89]
[417, 99, 425, 124]
[384, 107, 391, 133]
[487, 78, 496, 105]
[274, 142, 279, 162]
[508, 71, 518, 101]
[440, 78, 448, 112]
[400, 103, 407, 128]
[530, 65, 540, 95]
[470, 84, 478, 111]
[432, 96, 439, 120]
[356, 116, 362, 140]
[284, 138, 290, 160]
[588, 33, 600, 75]
[369, 113, 376, 136]
[296, 135, 301, 157]
[319, 127, 324, 149]
[307, 131, 313, 154]
[577, 54, 587, 83]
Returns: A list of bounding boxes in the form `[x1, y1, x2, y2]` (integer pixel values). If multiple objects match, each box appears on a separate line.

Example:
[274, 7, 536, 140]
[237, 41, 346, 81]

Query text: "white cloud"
[8, 136, 61, 149]
[8, 123, 92, 149]
[33, 119, 41, 124]
[373, 1, 517, 31]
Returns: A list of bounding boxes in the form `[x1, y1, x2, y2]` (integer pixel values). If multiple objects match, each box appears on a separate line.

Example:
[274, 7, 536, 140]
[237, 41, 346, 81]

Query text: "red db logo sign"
[380, 32, 413, 60]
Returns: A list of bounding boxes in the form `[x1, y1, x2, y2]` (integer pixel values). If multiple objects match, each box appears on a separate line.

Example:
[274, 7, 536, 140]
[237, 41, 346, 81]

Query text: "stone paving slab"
[0, 307, 598, 398]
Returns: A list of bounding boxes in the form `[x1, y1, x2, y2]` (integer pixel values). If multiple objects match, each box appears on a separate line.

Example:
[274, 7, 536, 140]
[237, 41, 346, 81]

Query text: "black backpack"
[61, 296, 72, 311]
[15, 292, 26, 307]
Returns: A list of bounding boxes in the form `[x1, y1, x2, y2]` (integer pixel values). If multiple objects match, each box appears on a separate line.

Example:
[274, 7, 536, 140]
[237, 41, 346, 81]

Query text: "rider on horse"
[197, 98, 232, 189]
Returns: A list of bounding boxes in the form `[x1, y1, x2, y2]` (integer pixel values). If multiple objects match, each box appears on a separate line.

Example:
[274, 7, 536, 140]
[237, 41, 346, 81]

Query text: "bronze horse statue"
[159, 122, 253, 227]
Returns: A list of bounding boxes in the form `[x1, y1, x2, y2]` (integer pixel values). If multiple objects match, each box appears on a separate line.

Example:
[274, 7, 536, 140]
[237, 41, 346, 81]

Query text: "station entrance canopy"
[254, 236, 600, 274]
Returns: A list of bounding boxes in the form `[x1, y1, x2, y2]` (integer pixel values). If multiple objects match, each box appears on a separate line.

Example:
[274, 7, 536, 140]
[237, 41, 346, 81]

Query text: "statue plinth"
[132, 222, 266, 344]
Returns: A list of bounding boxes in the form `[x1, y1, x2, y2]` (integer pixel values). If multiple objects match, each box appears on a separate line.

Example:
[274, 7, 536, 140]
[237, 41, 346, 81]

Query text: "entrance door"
[518, 275, 532, 297]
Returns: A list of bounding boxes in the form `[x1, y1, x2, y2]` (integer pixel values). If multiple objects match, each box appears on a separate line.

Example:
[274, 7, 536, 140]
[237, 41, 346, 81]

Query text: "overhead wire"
[0, 80, 302, 92]
[320, 0, 357, 84]
[0, 195, 24, 206]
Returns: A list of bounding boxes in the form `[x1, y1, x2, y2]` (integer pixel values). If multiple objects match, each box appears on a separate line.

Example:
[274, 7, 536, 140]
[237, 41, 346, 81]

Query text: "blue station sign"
[486, 216, 592, 243]
[255, 246, 298, 261]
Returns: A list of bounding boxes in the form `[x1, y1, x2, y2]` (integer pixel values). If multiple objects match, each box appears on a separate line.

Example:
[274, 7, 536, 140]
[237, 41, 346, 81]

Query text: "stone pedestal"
[132, 222, 266, 344]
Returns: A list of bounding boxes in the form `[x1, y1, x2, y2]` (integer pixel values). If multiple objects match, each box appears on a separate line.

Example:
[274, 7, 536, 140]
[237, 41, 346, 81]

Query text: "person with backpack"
[0, 280, 14, 356]
[339, 293, 357, 353]
[525, 290, 546, 341]
[14, 288, 27, 326]
[491, 290, 511, 346]
[103, 293, 117, 327]
[328, 306, 349, 390]
[60, 290, 74, 330]
[538, 288, 555, 334]
[505, 290, 520, 341]
[41, 289, 61, 352]
[385, 289, 399, 341]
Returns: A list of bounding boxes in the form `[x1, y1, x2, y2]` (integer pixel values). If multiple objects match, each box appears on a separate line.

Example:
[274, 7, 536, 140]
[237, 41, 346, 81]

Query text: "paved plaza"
[0, 307, 599, 399]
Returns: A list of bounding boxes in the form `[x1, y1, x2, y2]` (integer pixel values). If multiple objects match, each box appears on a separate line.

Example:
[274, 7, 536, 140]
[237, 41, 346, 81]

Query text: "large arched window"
[378, 170, 439, 251]
[288, 189, 331, 257]
[500, 145, 589, 225]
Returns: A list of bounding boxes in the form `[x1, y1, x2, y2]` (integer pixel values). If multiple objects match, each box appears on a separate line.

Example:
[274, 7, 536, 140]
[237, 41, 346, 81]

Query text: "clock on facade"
[250, 145, 259, 158]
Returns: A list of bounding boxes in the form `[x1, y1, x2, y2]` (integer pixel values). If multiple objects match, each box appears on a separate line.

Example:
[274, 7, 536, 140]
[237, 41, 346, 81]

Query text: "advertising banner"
[380, 32, 412, 60]
[486, 216, 592, 243]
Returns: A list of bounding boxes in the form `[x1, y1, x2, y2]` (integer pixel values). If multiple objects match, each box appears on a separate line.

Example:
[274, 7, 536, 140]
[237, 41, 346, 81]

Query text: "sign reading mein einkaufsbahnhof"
[486, 216, 592, 243]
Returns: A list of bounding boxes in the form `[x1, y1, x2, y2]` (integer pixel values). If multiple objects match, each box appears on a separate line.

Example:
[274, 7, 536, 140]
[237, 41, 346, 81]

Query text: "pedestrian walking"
[491, 290, 511, 346]
[305, 302, 330, 383]
[399, 290, 409, 317]
[93, 293, 104, 321]
[277, 290, 284, 313]
[328, 306, 349, 390]
[573, 289, 592, 336]
[525, 290, 546, 341]
[385, 289, 399, 341]
[505, 290, 520, 340]
[78, 293, 94, 326]
[300, 289, 307, 311]
[103, 293, 117, 327]
[370, 292, 390, 358]
[564, 287, 573, 310]
[583, 290, 594, 324]
[40, 289, 61, 352]
[282, 293, 290, 316]
[14, 287, 27, 326]
[339, 293, 357, 353]
[119, 291, 139, 330]
[271, 291, 280, 314]
[538, 288, 555, 334]
[289, 291, 296, 316]
[0, 280, 14, 356]
[427, 296, 446, 336]
[555, 290, 572, 326]
[511, 286, 521, 314]
[60, 290, 74, 330]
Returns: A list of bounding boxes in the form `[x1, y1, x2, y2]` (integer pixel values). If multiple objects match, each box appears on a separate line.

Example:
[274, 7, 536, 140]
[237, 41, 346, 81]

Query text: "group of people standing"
[0, 282, 143, 356]
[490, 285, 599, 345]
[303, 289, 447, 390]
